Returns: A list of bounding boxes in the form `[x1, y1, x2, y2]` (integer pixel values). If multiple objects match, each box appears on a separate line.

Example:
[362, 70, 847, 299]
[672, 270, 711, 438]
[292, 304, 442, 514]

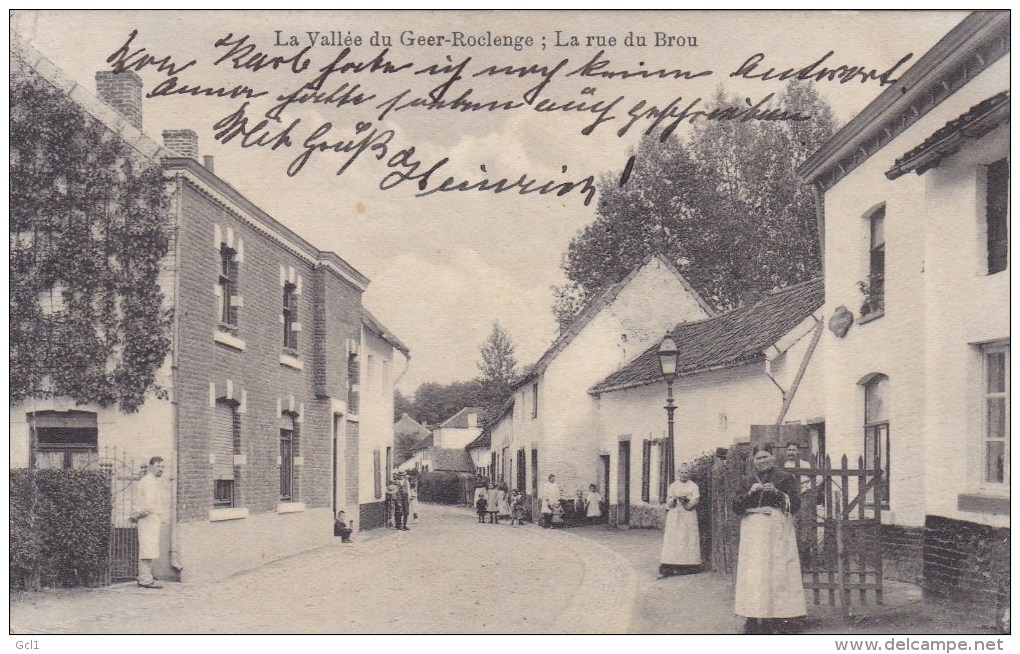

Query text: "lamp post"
[658, 334, 680, 486]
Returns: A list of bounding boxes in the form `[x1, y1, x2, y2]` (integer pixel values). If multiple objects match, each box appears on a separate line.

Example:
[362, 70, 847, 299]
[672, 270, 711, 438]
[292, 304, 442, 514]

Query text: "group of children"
[474, 482, 527, 525]
[476, 481, 604, 527]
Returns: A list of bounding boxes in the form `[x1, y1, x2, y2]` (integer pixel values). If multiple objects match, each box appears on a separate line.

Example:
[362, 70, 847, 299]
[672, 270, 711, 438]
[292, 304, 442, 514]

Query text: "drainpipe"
[169, 175, 183, 575]
[813, 183, 826, 273]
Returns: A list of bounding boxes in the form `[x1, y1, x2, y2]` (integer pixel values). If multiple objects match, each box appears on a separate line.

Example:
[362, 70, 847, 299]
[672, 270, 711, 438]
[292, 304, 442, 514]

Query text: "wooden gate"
[98, 448, 144, 584]
[710, 446, 884, 618]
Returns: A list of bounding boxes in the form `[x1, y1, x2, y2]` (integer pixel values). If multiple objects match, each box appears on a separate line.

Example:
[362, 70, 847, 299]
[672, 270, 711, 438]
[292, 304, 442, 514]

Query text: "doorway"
[617, 441, 630, 526]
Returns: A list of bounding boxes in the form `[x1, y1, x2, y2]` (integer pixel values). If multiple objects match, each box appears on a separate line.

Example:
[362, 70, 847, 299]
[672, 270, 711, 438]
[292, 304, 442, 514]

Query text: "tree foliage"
[10, 56, 173, 412]
[554, 81, 836, 323]
[476, 321, 519, 417]
[404, 378, 487, 428]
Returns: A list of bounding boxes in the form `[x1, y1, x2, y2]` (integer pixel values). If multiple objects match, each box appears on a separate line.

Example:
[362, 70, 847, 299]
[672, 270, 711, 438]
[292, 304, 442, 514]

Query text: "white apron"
[660, 505, 701, 565]
[137, 514, 161, 560]
[135, 473, 163, 560]
[734, 509, 806, 618]
[660, 480, 701, 565]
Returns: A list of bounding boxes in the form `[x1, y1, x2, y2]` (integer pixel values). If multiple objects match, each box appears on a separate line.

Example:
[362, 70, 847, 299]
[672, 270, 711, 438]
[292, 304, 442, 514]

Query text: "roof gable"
[798, 12, 1009, 191]
[515, 253, 712, 389]
[589, 278, 824, 395]
[439, 407, 485, 429]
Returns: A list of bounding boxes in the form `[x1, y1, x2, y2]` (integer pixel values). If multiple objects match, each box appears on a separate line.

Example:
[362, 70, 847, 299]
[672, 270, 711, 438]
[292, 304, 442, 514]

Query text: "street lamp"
[658, 334, 680, 486]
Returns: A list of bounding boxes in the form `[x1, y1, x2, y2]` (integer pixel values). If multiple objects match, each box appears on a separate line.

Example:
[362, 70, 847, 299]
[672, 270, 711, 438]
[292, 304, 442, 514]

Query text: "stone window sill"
[857, 310, 885, 325]
[957, 493, 1010, 516]
[213, 330, 246, 351]
[209, 507, 249, 522]
[277, 502, 306, 514]
[280, 353, 304, 370]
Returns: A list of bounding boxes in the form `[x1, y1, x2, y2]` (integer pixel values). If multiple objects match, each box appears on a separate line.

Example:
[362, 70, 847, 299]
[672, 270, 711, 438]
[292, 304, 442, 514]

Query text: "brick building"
[9, 36, 408, 582]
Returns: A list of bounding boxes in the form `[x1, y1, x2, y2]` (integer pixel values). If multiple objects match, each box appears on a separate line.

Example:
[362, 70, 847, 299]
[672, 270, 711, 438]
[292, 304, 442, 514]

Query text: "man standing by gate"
[131, 456, 166, 589]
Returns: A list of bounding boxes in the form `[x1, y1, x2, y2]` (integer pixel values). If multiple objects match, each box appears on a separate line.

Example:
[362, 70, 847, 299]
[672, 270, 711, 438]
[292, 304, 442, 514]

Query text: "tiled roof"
[439, 407, 485, 429]
[886, 91, 1010, 180]
[395, 414, 430, 437]
[482, 398, 515, 430]
[465, 430, 491, 451]
[513, 253, 712, 390]
[589, 278, 824, 395]
[410, 434, 434, 451]
[428, 447, 474, 473]
[362, 308, 410, 356]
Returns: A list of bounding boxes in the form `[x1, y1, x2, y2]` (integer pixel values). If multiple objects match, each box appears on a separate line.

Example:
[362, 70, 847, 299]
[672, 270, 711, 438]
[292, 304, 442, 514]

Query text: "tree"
[553, 81, 837, 321]
[394, 388, 416, 423]
[476, 321, 519, 416]
[412, 379, 487, 428]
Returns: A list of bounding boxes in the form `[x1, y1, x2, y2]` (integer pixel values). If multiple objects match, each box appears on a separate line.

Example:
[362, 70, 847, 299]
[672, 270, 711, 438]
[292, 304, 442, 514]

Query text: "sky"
[10, 10, 968, 394]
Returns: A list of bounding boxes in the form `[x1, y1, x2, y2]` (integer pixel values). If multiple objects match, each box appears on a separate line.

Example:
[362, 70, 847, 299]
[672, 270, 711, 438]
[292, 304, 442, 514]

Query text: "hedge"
[417, 470, 476, 505]
[10, 468, 112, 590]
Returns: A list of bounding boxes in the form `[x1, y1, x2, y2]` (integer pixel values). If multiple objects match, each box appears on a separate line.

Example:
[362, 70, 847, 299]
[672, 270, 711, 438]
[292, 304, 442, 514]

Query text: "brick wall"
[162, 129, 199, 159]
[359, 500, 385, 531]
[94, 70, 142, 130]
[173, 180, 359, 521]
[923, 515, 1010, 626]
[881, 523, 925, 584]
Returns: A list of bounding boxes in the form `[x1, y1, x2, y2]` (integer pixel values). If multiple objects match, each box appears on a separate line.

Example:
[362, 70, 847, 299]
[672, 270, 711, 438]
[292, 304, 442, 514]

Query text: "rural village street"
[10, 504, 985, 635]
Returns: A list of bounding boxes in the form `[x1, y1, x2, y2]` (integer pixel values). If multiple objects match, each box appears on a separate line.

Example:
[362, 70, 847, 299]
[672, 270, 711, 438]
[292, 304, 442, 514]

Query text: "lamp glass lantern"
[657, 336, 679, 383]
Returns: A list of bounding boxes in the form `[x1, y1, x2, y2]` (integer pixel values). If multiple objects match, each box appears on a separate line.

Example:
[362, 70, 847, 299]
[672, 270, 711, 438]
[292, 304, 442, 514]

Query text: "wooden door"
[617, 441, 630, 526]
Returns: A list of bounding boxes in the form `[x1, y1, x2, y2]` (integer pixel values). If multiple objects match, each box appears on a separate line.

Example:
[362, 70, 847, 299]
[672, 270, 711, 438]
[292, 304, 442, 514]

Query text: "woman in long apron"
[658, 465, 702, 577]
[733, 443, 806, 634]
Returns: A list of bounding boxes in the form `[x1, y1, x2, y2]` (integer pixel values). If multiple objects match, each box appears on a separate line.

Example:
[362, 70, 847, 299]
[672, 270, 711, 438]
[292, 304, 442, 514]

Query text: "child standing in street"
[476, 494, 488, 523]
[509, 489, 524, 526]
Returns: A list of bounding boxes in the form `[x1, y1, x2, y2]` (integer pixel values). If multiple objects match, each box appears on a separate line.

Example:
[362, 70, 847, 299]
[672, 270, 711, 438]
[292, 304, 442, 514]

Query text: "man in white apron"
[131, 456, 166, 589]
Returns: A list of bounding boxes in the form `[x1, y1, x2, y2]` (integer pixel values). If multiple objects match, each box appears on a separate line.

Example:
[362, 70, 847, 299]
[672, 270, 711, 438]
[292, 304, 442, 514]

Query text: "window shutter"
[213, 403, 235, 480]
[641, 440, 651, 502]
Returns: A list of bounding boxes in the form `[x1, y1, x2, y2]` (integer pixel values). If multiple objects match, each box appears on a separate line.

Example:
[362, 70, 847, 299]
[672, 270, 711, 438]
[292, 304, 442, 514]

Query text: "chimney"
[95, 70, 143, 130]
[162, 129, 199, 160]
[203, 155, 215, 173]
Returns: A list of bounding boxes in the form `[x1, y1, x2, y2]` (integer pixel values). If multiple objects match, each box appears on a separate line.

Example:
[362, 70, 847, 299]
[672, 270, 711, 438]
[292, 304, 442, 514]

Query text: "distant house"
[478, 399, 516, 486]
[797, 11, 1008, 625]
[417, 447, 474, 474]
[431, 407, 484, 449]
[394, 412, 431, 465]
[502, 254, 712, 510]
[589, 279, 825, 527]
[465, 429, 492, 478]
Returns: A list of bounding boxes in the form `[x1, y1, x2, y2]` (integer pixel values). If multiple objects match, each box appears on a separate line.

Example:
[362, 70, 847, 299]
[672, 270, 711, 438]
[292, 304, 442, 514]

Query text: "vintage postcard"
[8, 9, 1010, 641]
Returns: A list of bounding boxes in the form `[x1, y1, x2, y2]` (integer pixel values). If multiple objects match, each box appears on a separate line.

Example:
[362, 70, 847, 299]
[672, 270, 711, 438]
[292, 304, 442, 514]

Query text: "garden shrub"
[9, 469, 111, 589]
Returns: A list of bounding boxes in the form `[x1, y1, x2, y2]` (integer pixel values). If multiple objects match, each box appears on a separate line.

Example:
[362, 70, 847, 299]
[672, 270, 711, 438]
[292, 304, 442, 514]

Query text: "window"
[282, 282, 298, 352]
[982, 345, 1009, 485]
[532, 383, 539, 419]
[280, 416, 295, 501]
[30, 410, 98, 470]
[641, 440, 652, 502]
[214, 480, 234, 508]
[986, 158, 1009, 275]
[864, 206, 885, 315]
[863, 375, 890, 507]
[213, 401, 238, 507]
[218, 245, 239, 330]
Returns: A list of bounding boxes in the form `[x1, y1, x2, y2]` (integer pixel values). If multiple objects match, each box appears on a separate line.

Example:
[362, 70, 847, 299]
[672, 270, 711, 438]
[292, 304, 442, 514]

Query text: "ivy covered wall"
[10, 56, 173, 412]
